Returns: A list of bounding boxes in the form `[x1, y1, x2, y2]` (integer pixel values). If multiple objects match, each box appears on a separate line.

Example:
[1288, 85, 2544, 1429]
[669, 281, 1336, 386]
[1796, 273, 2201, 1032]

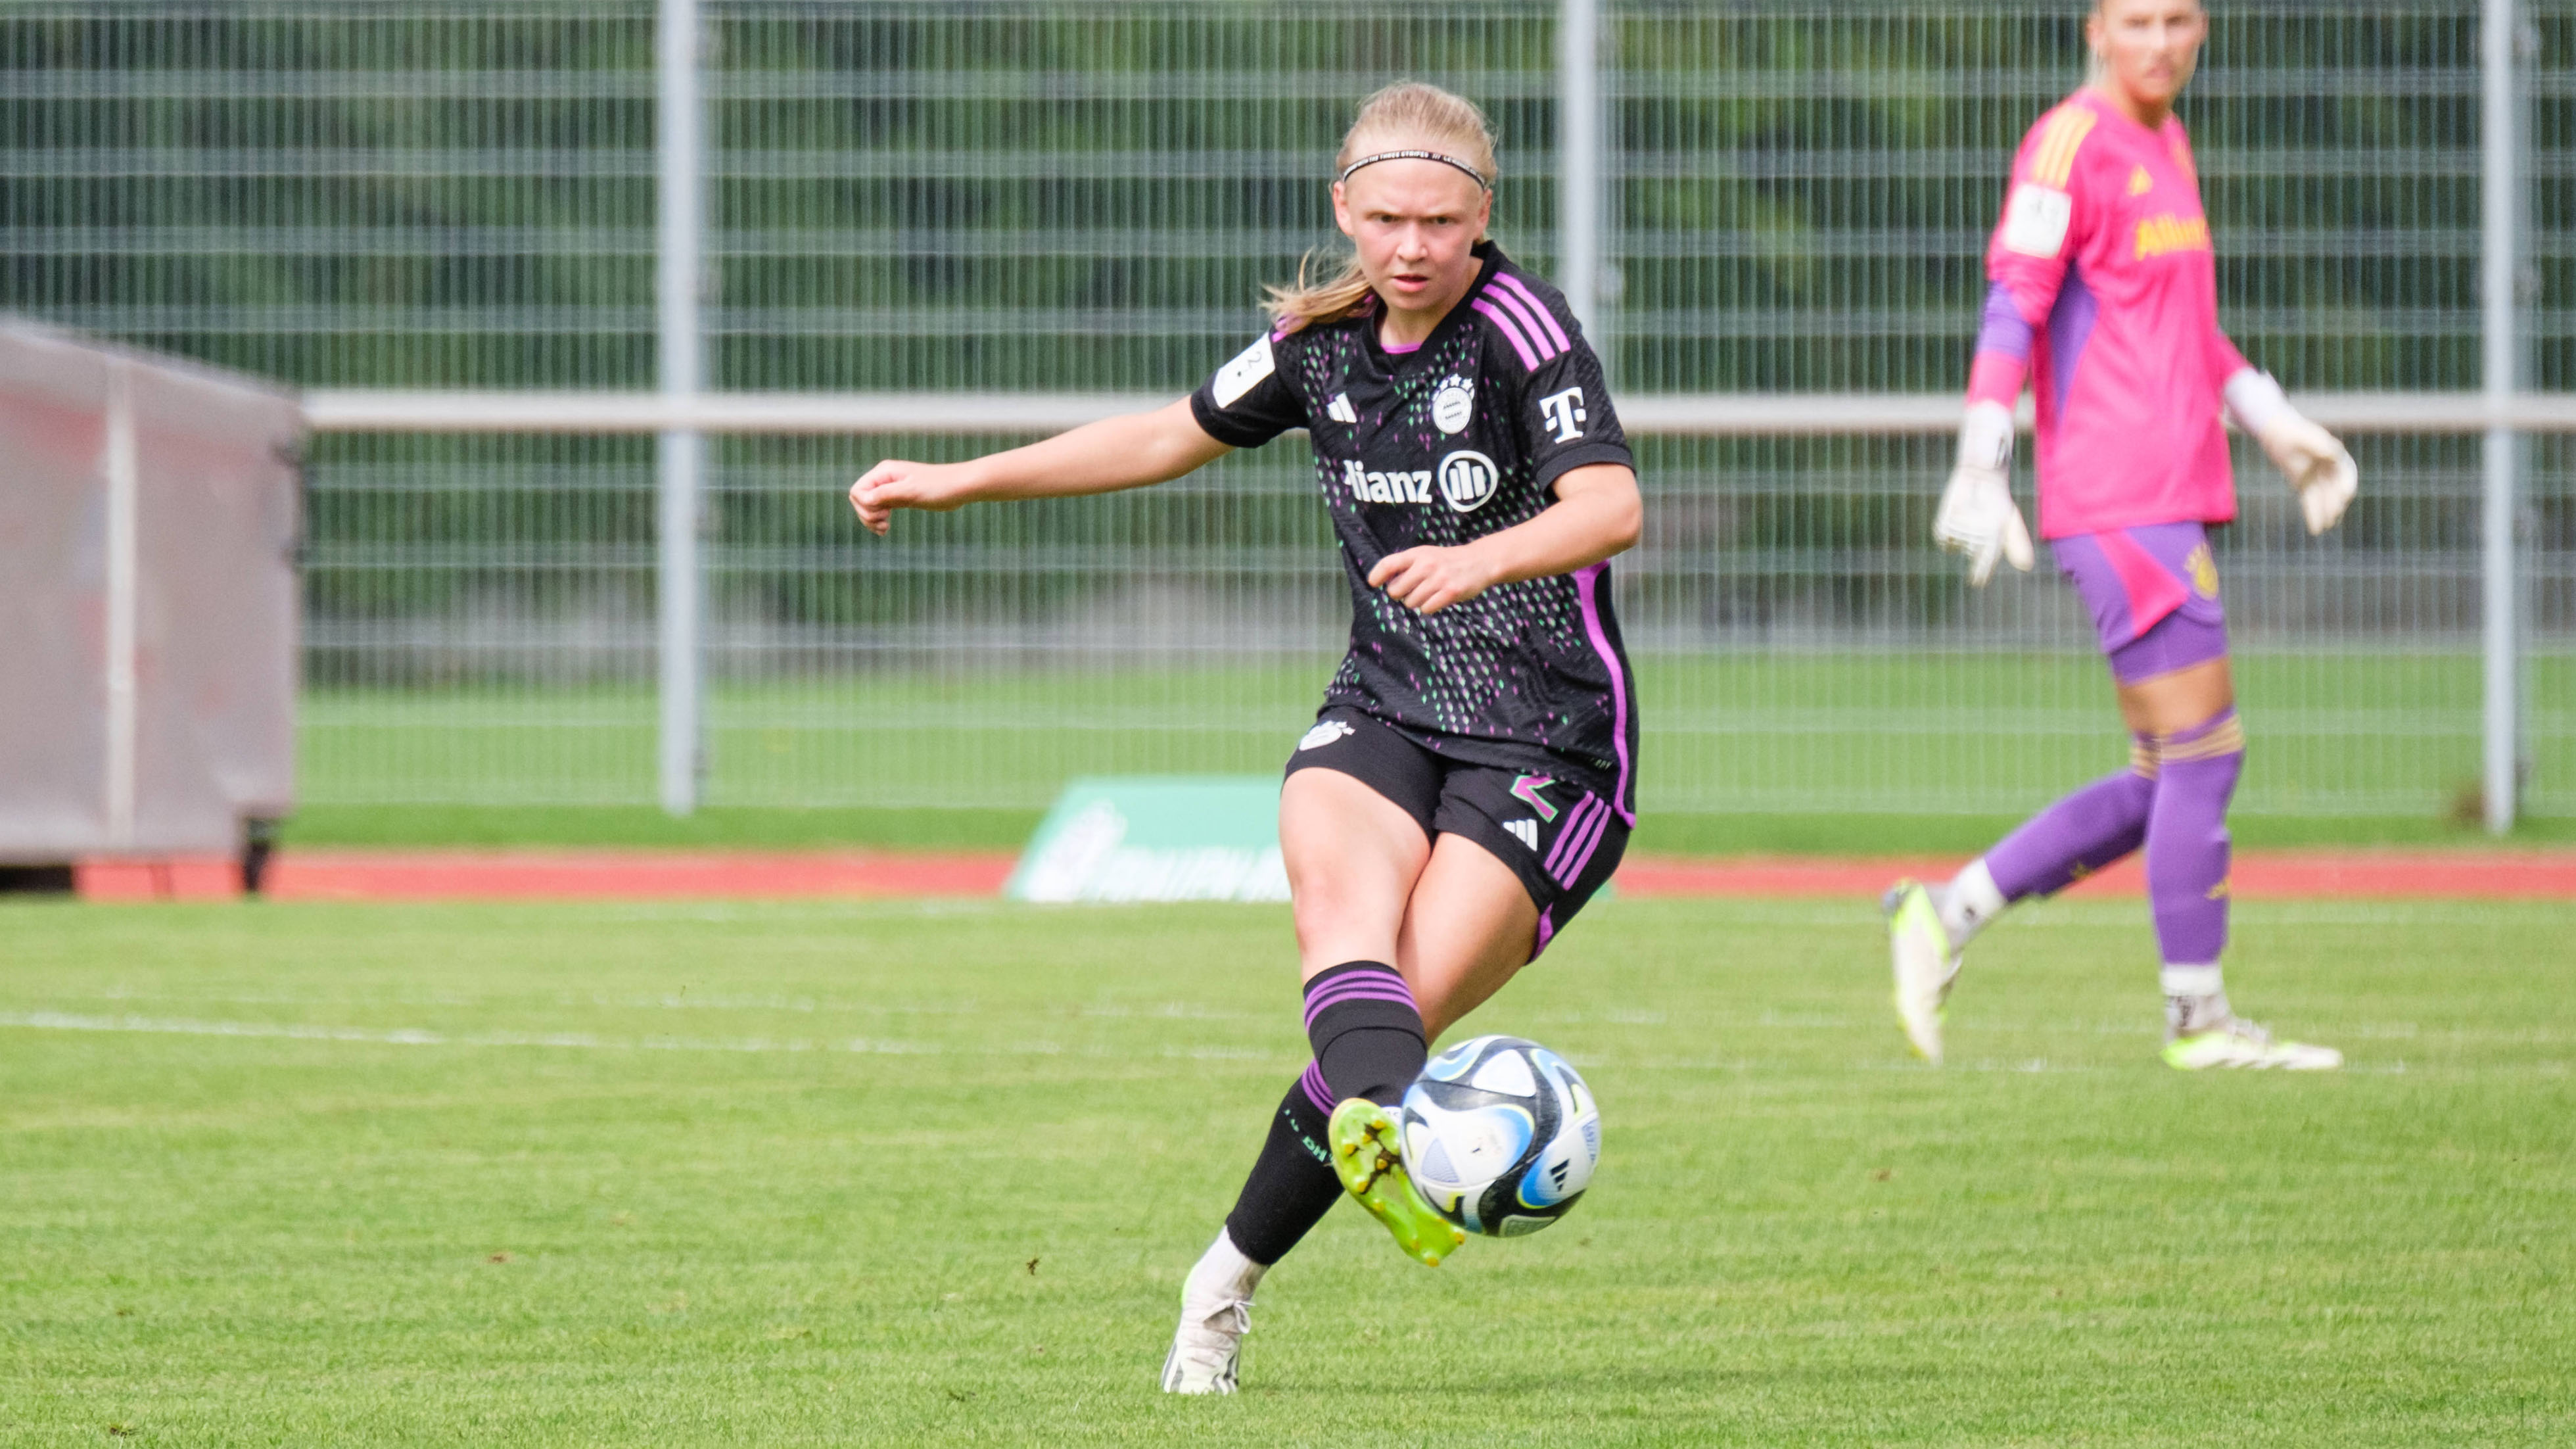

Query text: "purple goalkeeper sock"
[1983, 757, 2156, 903]
[2144, 709, 2243, 966]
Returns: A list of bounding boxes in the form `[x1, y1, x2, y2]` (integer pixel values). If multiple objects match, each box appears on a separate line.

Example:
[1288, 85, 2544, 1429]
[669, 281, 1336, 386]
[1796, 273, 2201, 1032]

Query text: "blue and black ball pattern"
[1398, 1034, 1602, 1238]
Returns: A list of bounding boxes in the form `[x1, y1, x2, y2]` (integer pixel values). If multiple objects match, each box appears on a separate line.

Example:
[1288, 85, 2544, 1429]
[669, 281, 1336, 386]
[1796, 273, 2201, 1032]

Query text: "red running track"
[68, 848, 2576, 902]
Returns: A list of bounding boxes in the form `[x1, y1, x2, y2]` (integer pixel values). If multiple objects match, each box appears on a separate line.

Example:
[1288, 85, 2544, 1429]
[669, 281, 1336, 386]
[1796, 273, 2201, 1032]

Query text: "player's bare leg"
[1396, 832, 1540, 1041]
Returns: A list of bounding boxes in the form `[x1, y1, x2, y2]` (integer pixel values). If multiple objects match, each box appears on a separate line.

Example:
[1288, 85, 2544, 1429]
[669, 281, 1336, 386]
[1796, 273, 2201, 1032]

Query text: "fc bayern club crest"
[1431, 375, 1476, 434]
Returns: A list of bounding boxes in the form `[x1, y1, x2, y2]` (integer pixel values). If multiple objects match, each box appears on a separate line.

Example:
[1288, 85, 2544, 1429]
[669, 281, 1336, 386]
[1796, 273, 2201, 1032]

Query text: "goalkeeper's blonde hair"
[1262, 82, 1497, 335]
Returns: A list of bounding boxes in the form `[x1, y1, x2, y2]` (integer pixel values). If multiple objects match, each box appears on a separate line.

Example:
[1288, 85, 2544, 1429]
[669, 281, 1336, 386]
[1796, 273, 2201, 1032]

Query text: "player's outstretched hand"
[849, 460, 973, 536]
[1932, 401, 2034, 588]
[2224, 368, 2358, 535]
[1369, 544, 1499, 616]
[1932, 464, 2034, 588]
[2260, 414, 2357, 535]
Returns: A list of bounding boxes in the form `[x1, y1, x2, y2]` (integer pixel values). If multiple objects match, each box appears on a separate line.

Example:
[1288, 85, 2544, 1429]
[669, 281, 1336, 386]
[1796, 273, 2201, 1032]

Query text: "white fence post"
[657, 0, 707, 817]
[1557, 0, 1604, 344]
[2481, 0, 2522, 836]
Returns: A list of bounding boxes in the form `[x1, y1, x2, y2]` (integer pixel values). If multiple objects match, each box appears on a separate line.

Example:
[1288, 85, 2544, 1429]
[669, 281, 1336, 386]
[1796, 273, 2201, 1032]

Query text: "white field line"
[0, 1012, 2510, 1078]
[0, 1009, 1310, 1064]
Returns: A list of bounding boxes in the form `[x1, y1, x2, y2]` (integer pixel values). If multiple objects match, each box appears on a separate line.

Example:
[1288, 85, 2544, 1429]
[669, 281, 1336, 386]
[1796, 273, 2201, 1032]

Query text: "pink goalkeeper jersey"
[1970, 89, 2250, 539]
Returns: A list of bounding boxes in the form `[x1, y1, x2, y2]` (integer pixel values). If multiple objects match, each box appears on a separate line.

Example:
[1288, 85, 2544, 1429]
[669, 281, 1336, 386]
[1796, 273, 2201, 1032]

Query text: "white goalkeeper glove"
[1933, 401, 2034, 587]
[2224, 368, 2358, 534]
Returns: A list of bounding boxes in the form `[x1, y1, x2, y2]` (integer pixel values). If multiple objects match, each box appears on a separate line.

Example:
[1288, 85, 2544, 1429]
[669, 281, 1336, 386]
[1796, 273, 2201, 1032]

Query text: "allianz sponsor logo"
[1438, 449, 1501, 513]
[1340, 450, 1503, 512]
[1342, 459, 1433, 505]
[2133, 212, 2211, 260]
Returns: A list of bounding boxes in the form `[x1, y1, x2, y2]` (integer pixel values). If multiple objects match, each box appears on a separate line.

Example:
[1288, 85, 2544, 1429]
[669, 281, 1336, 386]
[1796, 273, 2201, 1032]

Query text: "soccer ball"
[1397, 1034, 1601, 1238]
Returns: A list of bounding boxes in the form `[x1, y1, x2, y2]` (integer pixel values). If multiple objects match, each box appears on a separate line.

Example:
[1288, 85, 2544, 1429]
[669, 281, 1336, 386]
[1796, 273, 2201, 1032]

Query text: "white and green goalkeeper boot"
[1882, 880, 1962, 1064]
[2163, 1017, 2343, 1071]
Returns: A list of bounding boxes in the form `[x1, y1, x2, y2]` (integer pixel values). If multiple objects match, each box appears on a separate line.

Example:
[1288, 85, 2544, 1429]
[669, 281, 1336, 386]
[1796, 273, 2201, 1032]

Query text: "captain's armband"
[2000, 183, 2073, 259]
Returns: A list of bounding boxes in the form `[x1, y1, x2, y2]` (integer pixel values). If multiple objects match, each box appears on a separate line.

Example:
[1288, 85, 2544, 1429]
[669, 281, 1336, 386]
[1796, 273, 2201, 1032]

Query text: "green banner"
[1006, 776, 1286, 903]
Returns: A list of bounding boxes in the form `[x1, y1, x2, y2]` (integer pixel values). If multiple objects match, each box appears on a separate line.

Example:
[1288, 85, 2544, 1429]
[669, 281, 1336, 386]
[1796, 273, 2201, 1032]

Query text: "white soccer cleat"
[1883, 880, 1961, 1064]
[1160, 1230, 1263, 1394]
[1159, 1300, 1246, 1395]
[2163, 1017, 2343, 1072]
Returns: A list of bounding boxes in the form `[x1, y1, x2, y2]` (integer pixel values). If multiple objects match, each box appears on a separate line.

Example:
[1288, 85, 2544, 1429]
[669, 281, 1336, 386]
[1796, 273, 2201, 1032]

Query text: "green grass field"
[300, 651, 2576, 815]
[6, 897, 2572, 1444]
[286, 648, 2576, 852]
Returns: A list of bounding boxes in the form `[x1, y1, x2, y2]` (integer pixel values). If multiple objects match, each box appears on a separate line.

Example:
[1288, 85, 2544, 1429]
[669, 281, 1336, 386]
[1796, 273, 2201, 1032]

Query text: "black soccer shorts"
[1281, 707, 1628, 956]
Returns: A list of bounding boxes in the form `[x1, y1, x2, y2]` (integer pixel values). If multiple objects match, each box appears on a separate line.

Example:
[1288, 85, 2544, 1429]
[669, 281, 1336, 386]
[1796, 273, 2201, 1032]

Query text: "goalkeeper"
[1886, 0, 2353, 1071]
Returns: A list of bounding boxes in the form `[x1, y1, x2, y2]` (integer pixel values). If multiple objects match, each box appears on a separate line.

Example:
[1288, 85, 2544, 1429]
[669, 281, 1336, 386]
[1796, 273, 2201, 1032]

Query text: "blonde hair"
[1261, 81, 1499, 333]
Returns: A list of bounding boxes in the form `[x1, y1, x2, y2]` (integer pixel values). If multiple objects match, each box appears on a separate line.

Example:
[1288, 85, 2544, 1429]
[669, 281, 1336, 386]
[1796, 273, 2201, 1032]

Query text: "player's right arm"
[849, 399, 1232, 535]
[1936, 105, 2096, 584]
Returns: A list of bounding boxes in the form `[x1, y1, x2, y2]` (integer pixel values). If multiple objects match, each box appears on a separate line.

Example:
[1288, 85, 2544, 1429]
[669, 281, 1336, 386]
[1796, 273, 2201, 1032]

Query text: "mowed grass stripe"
[1, 899, 2570, 1446]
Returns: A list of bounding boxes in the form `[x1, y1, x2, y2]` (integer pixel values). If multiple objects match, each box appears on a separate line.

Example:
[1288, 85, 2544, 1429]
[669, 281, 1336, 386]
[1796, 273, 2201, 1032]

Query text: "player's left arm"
[1369, 462, 1641, 616]
[2215, 330, 2358, 535]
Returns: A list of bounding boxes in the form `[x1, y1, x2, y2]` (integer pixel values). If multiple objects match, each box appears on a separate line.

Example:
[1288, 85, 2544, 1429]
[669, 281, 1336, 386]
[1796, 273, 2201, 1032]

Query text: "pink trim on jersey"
[1573, 563, 1635, 826]
[1491, 273, 1573, 352]
[1978, 90, 2243, 538]
[1381, 339, 1421, 354]
[1472, 297, 1543, 370]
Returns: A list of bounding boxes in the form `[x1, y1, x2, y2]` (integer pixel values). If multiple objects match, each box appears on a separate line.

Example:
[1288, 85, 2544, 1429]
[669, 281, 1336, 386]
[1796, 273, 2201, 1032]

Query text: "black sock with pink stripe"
[1219, 1067, 1340, 1264]
[1303, 960, 1426, 1108]
[1215, 964, 1428, 1268]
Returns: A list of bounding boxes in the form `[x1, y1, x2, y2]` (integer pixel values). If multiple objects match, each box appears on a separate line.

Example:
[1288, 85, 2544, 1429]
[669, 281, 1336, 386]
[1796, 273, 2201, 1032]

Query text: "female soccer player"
[849, 82, 1643, 1393]
[1885, 0, 2356, 1071]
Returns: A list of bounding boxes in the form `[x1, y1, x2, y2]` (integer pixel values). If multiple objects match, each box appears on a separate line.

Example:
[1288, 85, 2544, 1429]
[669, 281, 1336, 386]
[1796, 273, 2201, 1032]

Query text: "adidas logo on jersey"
[1326, 392, 1359, 424]
[1504, 819, 1541, 852]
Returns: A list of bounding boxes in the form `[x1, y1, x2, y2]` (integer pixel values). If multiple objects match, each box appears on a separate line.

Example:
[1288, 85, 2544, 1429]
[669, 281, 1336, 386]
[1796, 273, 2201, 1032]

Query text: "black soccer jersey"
[1188, 241, 1640, 819]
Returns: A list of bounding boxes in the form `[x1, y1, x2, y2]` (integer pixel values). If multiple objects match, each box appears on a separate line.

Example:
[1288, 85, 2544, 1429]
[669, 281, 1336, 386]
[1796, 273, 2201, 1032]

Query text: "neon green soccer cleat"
[1327, 1098, 1466, 1268]
[2163, 1018, 2343, 1071]
[1882, 880, 1961, 1064]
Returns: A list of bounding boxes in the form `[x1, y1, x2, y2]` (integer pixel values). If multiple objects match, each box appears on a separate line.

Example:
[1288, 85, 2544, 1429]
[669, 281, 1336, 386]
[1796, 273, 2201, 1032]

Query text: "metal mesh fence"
[3, 1, 2568, 819]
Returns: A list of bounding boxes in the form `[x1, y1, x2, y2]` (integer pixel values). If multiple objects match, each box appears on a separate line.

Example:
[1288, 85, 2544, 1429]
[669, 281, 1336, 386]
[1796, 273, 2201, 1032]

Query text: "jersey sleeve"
[1188, 329, 1305, 448]
[1969, 104, 2103, 406]
[2208, 324, 2252, 389]
[1511, 332, 1633, 491]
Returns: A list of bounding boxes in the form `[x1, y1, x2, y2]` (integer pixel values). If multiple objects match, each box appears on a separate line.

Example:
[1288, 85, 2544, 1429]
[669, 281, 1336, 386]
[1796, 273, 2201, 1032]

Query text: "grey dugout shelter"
[0, 317, 301, 886]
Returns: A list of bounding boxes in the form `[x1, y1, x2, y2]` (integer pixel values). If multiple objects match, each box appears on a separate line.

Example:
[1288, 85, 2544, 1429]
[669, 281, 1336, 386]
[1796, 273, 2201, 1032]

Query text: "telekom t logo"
[1537, 387, 1587, 442]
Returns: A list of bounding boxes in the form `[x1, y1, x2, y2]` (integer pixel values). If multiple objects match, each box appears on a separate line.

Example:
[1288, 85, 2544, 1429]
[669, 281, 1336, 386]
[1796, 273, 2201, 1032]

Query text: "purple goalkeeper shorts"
[2050, 521, 2230, 684]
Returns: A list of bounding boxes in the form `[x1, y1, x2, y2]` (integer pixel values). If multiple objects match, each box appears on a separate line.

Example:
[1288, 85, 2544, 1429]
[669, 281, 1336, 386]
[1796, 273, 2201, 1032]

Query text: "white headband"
[1337, 149, 1491, 191]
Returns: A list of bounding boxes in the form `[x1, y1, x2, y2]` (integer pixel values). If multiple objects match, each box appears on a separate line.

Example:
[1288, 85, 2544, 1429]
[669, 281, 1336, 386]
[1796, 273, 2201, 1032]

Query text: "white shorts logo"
[1431, 375, 1476, 434]
[1296, 720, 1355, 752]
[2000, 183, 2073, 258]
[1437, 449, 1502, 513]
[1504, 819, 1540, 853]
[1210, 333, 1275, 408]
